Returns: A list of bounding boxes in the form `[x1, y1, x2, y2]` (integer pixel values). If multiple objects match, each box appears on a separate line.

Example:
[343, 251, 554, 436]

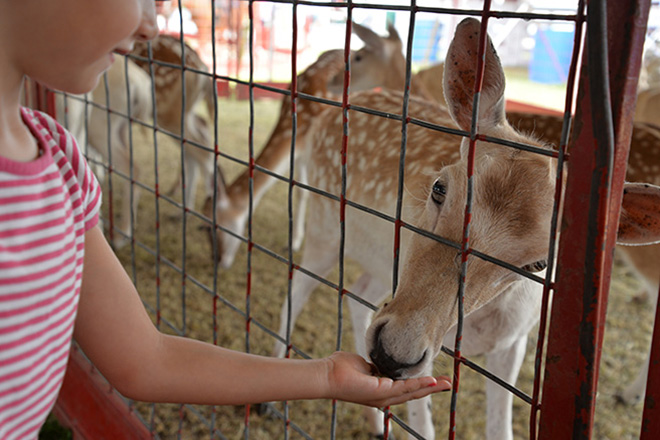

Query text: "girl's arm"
[73, 226, 450, 407]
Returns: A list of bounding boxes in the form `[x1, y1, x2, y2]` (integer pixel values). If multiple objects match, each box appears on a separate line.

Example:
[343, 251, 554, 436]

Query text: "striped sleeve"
[35, 112, 102, 232]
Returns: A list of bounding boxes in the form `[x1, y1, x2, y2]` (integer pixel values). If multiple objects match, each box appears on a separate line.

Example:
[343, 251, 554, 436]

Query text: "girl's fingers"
[375, 375, 451, 407]
[390, 376, 452, 405]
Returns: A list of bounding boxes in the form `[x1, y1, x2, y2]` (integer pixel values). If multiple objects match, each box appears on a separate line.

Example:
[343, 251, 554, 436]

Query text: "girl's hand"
[324, 351, 451, 407]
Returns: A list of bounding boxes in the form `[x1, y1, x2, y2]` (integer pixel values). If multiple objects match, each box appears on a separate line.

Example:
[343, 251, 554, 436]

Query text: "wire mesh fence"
[32, 0, 660, 439]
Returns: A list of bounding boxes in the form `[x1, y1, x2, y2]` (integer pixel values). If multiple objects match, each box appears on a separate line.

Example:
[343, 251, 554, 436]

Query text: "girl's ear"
[443, 18, 506, 132]
[617, 182, 660, 245]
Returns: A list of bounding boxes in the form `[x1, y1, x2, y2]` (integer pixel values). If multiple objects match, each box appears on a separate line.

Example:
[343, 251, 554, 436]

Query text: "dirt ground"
[86, 97, 655, 440]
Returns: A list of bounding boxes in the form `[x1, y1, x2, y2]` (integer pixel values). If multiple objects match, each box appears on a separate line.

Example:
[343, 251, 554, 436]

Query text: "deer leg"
[180, 112, 213, 210]
[484, 335, 527, 440]
[406, 382, 434, 440]
[272, 227, 340, 359]
[182, 155, 200, 210]
[111, 122, 140, 249]
[619, 282, 658, 405]
[620, 353, 651, 405]
[346, 275, 395, 439]
[292, 162, 309, 252]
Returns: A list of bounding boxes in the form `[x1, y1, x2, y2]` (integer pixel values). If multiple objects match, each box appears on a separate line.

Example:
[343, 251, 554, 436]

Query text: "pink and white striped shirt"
[0, 108, 102, 439]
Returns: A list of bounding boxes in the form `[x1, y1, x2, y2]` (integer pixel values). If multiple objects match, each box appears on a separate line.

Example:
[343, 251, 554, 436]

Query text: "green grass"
[39, 414, 72, 440]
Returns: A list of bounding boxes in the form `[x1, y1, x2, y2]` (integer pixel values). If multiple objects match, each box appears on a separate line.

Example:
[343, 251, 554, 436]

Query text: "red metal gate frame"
[539, 1, 650, 438]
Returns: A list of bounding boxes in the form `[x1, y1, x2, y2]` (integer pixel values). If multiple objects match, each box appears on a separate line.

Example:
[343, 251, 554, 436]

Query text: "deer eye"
[431, 180, 447, 205]
[522, 260, 548, 273]
[355, 54, 363, 62]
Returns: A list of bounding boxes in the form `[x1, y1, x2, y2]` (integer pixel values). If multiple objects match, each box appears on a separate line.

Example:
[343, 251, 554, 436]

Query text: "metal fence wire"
[36, 0, 658, 439]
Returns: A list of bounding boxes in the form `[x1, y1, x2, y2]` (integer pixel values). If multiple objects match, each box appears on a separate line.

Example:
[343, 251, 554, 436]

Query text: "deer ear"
[443, 18, 506, 131]
[386, 21, 401, 45]
[617, 182, 660, 245]
[351, 21, 384, 51]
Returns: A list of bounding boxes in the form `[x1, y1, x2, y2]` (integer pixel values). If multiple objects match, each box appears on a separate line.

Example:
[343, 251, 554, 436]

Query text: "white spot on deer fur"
[324, 135, 335, 149]
[355, 130, 367, 146]
[357, 155, 367, 170]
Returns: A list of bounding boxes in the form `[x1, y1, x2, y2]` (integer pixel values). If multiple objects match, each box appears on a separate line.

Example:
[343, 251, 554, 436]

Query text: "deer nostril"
[369, 323, 427, 379]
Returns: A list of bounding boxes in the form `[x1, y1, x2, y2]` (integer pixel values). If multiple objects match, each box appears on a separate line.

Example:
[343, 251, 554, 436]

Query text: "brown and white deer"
[210, 21, 441, 269]
[327, 22, 434, 101]
[271, 18, 660, 440]
[210, 49, 346, 268]
[329, 22, 660, 412]
[59, 34, 221, 248]
[56, 56, 153, 248]
[131, 33, 219, 210]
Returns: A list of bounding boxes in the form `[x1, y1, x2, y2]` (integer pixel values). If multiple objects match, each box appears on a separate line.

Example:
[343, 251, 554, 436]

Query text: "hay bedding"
[95, 98, 651, 439]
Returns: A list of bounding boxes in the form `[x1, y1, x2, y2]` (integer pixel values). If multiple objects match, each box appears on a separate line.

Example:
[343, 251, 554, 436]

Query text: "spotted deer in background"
[207, 49, 346, 268]
[58, 34, 223, 248]
[131, 34, 221, 211]
[56, 56, 153, 249]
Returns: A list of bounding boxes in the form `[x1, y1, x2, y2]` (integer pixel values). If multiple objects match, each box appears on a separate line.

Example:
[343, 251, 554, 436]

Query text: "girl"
[0, 0, 451, 438]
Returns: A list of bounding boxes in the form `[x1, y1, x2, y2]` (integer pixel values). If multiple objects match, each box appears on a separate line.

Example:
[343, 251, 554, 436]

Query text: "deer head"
[327, 21, 408, 95]
[364, 18, 559, 379]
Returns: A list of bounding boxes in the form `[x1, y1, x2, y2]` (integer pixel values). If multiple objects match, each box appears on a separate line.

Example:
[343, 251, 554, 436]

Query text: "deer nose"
[369, 323, 427, 379]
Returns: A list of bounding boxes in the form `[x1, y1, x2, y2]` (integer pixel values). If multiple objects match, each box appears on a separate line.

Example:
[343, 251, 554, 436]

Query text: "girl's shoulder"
[21, 107, 74, 158]
[20, 107, 102, 229]
[21, 107, 90, 181]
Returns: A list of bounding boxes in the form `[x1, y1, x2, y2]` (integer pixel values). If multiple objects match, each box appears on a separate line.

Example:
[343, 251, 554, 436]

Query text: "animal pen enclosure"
[27, 0, 660, 439]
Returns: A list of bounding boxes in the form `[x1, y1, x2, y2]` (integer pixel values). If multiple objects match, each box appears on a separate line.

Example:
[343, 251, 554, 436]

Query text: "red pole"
[538, 1, 649, 438]
[641, 284, 660, 438]
[53, 346, 152, 440]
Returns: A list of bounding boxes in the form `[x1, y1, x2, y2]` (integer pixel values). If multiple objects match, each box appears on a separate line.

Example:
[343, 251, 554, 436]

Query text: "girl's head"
[0, 0, 159, 94]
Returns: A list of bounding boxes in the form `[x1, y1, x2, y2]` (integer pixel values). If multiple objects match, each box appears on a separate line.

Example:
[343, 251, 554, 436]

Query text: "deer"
[326, 22, 434, 101]
[210, 21, 443, 269]
[270, 18, 660, 440]
[56, 55, 153, 249]
[131, 33, 219, 211]
[57, 34, 222, 248]
[209, 49, 346, 268]
[331, 23, 660, 412]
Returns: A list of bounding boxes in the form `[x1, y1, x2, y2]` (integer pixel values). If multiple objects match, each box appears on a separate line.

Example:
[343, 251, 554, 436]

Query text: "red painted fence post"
[538, 1, 650, 438]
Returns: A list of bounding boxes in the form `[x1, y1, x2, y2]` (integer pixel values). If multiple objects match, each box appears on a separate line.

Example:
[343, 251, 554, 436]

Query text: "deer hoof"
[615, 388, 643, 406]
[254, 402, 274, 417]
[112, 236, 130, 250]
[370, 433, 396, 440]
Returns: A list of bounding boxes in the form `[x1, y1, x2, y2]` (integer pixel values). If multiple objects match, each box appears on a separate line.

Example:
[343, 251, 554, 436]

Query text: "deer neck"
[226, 110, 296, 212]
[384, 57, 434, 102]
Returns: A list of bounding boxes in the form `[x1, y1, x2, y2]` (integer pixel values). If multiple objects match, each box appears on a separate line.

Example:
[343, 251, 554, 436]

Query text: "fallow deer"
[272, 18, 660, 440]
[56, 56, 153, 248]
[340, 26, 660, 412]
[327, 21, 434, 101]
[273, 18, 552, 439]
[58, 34, 223, 248]
[210, 49, 346, 268]
[131, 33, 219, 212]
